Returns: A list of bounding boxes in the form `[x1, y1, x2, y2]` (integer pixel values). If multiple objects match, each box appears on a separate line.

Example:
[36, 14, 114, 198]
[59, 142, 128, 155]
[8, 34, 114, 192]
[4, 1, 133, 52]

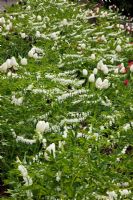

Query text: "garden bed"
[0, 0, 133, 199]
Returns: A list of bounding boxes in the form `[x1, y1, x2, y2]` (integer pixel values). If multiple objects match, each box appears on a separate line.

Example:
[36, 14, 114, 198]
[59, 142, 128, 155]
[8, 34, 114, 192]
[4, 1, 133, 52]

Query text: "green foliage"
[0, 0, 133, 199]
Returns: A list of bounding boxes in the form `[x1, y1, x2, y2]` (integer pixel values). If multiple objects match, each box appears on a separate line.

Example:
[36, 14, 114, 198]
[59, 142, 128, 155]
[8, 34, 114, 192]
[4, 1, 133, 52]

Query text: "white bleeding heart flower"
[28, 47, 44, 59]
[101, 64, 109, 75]
[119, 189, 131, 196]
[97, 60, 104, 69]
[28, 49, 34, 57]
[20, 32, 27, 39]
[116, 45, 122, 52]
[93, 68, 98, 75]
[0, 17, 5, 25]
[0, 62, 8, 73]
[21, 58, 28, 66]
[82, 69, 88, 76]
[10, 57, 18, 67]
[6, 59, 12, 68]
[88, 74, 95, 82]
[102, 79, 110, 89]
[95, 78, 110, 89]
[107, 191, 118, 200]
[95, 77, 103, 89]
[36, 121, 49, 133]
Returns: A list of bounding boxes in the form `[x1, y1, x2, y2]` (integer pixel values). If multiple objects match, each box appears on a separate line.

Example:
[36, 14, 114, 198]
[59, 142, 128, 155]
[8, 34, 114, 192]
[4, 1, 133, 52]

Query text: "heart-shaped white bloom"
[88, 74, 95, 82]
[102, 79, 110, 89]
[93, 68, 98, 75]
[6, 59, 12, 68]
[107, 191, 117, 199]
[101, 64, 109, 75]
[95, 78, 110, 89]
[10, 57, 18, 67]
[0, 62, 8, 73]
[119, 189, 131, 196]
[21, 58, 28, 66]
[28, 50, 34, 57]
[97, 60, 104, 69]
[116, 45, 122, 52]
[36, 121, 49, 133]
[82, 69, 88, 76]
[20, 33, 26, 39]
[95, 77, 103, 89]
[0, 17, 5, 25]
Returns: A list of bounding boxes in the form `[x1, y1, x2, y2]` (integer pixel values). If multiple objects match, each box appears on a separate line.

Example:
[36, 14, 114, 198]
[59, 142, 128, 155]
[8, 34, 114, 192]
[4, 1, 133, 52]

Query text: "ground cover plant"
[0, 0, 133, 199]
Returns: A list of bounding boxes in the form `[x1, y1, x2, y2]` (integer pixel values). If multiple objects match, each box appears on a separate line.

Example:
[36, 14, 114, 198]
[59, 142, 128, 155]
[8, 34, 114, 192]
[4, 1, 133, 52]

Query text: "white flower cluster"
[97, 60, 109, 75]
[0, 57, 19, 73]
[95, 78, 110, 89]
[0, 17, 13, 32]
[28, 47, 44, 59]
[36, 120, 49, 133]
[106, 191, 118, 200]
